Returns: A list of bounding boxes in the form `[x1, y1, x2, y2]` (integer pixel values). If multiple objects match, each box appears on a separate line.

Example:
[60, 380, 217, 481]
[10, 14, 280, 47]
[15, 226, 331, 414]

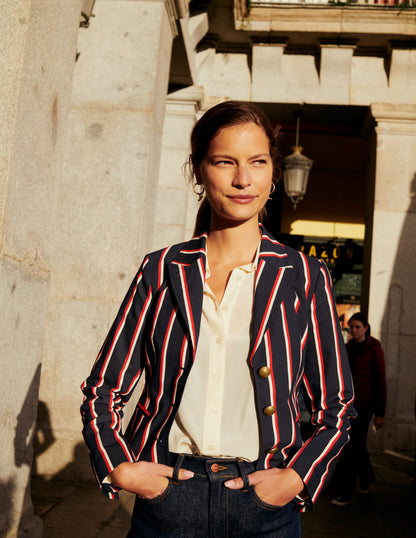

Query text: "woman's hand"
[224, 467, 305, 507]
[109, 461, 194, 499]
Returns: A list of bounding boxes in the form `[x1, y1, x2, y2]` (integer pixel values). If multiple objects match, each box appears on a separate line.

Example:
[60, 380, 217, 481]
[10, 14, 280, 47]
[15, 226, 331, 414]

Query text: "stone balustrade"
[249, 0, 415, 5]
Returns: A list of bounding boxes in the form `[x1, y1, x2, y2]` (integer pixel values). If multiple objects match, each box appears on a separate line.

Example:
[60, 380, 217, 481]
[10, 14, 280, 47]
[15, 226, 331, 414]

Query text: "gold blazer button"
[263, 405, 276, 416]
[267, 446, 278, 454]
[258, 366, 271, 378]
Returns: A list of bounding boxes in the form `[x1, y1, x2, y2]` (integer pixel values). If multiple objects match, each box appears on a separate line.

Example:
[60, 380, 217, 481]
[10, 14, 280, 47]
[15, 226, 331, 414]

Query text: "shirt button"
[207, 444, 214, 451]
[263, 405, 276, 416]
[222, 306, 229, 312]
[258, 366, 271, 378]
[236, 275, 242, 281]
[216, 337, 222, 344]
[211, 370, 217, 378]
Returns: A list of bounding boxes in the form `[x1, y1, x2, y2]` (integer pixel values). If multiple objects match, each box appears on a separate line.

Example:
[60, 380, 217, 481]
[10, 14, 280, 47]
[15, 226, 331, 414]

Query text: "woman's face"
[349, 320, 368, 343]
[197, 122, 274, 228]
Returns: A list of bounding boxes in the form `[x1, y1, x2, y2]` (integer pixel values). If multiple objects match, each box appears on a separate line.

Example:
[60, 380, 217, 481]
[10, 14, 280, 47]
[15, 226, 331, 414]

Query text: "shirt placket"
[201, 295, 225, 455]
[201, 269, 247, 455]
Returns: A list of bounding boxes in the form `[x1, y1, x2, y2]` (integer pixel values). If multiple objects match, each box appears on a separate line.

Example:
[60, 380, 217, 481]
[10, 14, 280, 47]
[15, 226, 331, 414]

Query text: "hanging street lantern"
[282, 114, 313, 210]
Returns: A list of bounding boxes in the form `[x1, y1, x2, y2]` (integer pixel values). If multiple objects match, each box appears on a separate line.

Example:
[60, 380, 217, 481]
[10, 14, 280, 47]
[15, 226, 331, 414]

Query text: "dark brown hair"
[349, 312, 371, 337]
[185, 101, 281, 235]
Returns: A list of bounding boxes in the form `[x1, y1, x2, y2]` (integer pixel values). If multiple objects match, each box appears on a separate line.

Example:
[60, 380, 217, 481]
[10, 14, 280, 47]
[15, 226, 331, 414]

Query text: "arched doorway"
[260, 103, 370, 335]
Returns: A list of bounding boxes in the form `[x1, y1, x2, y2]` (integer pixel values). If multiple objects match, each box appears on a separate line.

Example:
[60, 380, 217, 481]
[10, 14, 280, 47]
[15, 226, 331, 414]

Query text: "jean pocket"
[248, 485, 284, 511]
[136, 478, 174, 504]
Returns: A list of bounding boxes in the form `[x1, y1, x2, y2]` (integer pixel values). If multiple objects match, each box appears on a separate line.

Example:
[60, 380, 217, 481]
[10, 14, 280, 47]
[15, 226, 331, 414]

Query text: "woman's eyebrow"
[209, 152, 270, 159]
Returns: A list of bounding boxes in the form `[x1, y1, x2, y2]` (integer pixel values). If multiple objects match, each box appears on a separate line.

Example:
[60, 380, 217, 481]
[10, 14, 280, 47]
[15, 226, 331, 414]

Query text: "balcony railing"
[249, 0, 415, 5]
[235, 0, 416, 35]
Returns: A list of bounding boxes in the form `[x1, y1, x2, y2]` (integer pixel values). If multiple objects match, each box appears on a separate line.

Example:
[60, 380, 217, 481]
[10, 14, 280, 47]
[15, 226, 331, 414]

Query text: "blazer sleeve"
[287, 260, 355, 505]
[80, 256, 153, 499]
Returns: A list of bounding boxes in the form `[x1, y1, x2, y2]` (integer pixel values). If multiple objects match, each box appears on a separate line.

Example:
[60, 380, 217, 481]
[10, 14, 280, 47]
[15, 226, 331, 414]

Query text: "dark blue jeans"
[127, 453, 302, 537]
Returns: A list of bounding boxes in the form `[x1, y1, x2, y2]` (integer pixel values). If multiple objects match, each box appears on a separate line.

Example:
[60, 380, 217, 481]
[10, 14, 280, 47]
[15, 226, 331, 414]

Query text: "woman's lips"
[227, 195, 257, 204]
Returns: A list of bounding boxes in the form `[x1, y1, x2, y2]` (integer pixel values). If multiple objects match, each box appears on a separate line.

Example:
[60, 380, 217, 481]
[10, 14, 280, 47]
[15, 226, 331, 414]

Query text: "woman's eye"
[214, 160, 232, 166]
[253, 159, 267, 165]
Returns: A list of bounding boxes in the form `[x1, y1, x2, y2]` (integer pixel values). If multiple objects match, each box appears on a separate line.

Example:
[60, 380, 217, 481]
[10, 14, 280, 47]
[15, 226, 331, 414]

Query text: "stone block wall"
[36, 0, 178, 482]
[0, 1, 82, 536]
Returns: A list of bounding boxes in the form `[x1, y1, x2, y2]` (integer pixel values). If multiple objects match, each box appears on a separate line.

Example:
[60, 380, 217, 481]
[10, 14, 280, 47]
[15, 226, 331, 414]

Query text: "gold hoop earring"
[193, 183, 205, 202]
[268, 183, 276, 200]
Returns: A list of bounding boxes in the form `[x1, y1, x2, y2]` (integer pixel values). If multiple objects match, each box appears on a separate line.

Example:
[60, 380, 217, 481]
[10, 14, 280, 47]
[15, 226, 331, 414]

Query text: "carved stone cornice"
[173, 0, 190, 18]
[164, 0, 192, 37]
[371, 103, 416, 136]
[234, 5, 416, 37]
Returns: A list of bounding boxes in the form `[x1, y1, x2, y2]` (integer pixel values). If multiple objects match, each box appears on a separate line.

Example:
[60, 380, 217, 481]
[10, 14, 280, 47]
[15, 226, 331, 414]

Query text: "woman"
[330, 312, 386, 506]
[81, 101, 355, 537]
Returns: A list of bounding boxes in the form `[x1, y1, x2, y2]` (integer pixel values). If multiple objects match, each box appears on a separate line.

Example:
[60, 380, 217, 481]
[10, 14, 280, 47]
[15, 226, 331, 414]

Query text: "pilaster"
[153, 86, 204, 249]
[37, 0, 178, 479]
[368, 103, 416, 451]
[0, 1, 81, 536]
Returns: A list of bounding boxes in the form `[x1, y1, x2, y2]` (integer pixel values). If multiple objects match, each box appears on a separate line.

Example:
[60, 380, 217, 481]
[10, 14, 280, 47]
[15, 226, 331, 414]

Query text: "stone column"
[153, 86, 204, 250]
[0, 1, 81, 536]
[36, 0, 179, 481]
[367, 103, 416, 451]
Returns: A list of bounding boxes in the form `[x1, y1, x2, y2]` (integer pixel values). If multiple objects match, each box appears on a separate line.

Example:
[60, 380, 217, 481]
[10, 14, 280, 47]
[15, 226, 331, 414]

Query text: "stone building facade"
[1, 0, 415, 535]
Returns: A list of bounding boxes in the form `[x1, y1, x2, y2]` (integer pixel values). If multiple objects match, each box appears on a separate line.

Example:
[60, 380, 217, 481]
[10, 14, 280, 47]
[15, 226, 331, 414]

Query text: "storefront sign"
[275, 234, 363, 304]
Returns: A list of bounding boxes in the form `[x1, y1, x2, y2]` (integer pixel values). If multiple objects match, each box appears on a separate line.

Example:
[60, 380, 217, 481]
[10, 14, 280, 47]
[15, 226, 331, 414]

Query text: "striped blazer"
[81, 226, 355, 510]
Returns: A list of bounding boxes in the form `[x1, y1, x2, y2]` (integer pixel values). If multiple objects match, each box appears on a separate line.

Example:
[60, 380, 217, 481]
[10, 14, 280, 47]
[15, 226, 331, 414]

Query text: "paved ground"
[32, 449, 415, 537]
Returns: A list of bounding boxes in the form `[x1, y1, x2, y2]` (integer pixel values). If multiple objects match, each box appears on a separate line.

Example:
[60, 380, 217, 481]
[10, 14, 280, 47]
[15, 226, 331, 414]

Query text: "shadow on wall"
[30, 400, 133, 532]
[15, 364, 42, 462]
[380, 173, 416, 458]
[31, 392, 91, 489]
[0, 364, 44, 536]
[28, 364, 146, 533]
[32, 400, 55, 476]
[0, 478, 15, 537]
[32, 396, 93, 482]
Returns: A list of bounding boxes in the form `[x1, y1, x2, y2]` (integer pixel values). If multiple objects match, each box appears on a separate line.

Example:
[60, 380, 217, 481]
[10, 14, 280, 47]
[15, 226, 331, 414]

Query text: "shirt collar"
[205, 243, 260, 278]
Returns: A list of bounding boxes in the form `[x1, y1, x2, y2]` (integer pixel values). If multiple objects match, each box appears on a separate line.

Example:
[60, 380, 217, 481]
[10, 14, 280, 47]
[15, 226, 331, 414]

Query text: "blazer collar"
[170, 232, 208, 269]
[166, 226, 295, 361]
[166, 233, 208, 356]
[170, 225, 289, 269]
[258, 225, 291, 268]
[249, 226, 296, 363]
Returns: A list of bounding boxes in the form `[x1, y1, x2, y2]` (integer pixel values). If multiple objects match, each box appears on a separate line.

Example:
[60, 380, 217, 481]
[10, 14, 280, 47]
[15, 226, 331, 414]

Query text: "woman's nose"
[232, 165, 251, 188]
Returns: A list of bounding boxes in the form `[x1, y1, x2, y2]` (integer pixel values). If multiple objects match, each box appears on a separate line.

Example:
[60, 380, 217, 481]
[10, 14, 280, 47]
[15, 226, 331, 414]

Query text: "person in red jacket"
[330, 312, 387, 506]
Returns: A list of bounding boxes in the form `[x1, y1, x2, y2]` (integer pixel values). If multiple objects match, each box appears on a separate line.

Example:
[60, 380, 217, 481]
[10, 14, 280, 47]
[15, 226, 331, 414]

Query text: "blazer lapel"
[249, 228, 295, 363]
[166, 228, 294, 363]
[166, 234, 207, 357]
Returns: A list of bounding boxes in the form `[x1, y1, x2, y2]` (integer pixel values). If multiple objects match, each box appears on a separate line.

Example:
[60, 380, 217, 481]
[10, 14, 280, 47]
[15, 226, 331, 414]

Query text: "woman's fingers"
[224, 469, 266, 489]
[109, 461, 194, 497]
[179, 468, 194, 480]
[224, 477, 245, 489]
[153, 463, 175, 477]
[155, 463, 194, 480]
[224, 468, 305, 507]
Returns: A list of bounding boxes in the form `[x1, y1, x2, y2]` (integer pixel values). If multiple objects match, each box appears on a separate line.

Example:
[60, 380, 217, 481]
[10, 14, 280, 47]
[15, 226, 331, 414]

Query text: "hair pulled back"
[186, 101, 281, 235]
[349, 312, 371, 337]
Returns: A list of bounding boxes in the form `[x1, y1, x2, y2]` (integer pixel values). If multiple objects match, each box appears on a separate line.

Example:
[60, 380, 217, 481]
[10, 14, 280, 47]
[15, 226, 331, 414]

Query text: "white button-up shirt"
[169, 248, 261, 461]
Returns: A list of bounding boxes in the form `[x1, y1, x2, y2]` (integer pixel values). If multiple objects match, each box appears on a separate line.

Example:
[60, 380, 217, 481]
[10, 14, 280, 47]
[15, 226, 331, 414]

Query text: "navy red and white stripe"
[81, 226, 355, 510]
